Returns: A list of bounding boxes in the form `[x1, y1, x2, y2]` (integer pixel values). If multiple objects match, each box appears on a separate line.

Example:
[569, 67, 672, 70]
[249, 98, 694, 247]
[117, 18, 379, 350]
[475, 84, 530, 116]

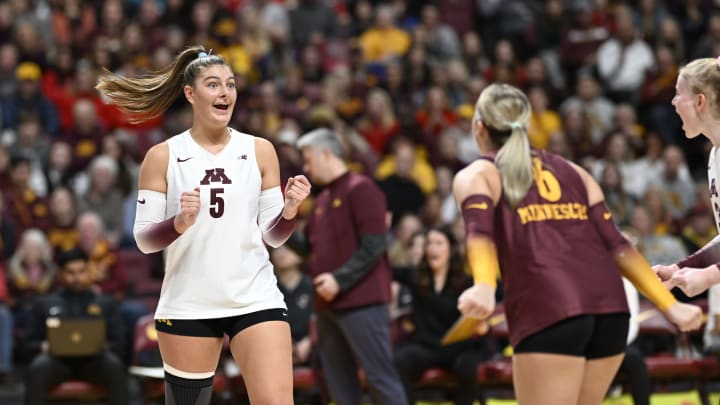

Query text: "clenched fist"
[283, 175, 312, 218]
[174, 187, 201, 233]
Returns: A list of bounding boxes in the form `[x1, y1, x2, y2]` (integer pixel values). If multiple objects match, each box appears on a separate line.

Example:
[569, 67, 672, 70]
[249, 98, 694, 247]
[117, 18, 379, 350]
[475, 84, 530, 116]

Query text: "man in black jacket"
[24, 248, 128, 405]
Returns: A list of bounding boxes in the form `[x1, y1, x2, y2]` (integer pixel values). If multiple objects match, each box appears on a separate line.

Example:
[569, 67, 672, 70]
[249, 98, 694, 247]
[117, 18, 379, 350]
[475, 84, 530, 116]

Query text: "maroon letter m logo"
[200, 168, 233, 185]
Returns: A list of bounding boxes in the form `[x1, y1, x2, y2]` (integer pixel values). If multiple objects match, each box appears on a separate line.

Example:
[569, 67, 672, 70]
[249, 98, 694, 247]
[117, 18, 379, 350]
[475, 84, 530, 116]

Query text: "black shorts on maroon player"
[514, 312, 629, 359]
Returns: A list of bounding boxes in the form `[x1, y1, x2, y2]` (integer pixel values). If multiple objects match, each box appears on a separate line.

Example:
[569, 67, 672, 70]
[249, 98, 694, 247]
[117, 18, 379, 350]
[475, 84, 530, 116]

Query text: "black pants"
[394, 341, 485, 405]
[25, 352, 129, 405]
[619, 343, 650, 405]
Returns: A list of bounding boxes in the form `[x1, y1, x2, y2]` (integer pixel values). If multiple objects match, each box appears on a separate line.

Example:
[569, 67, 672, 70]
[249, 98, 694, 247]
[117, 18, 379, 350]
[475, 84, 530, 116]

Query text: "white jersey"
[155, 129, 286, 319]
[705, 147, 720, 349]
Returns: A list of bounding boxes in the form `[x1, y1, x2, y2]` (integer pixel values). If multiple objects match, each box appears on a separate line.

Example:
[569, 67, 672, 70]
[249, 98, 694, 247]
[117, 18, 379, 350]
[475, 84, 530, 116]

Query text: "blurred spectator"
[482, 39, 525, 87]
[2, 62, 60, 137]
[0, 43, 19, 102]
[8, 115, 50, 197]
[0, 263, 11, 384]
[669, 0, 710, 53]
[591, 132, 636, 190]
[596, 6, 654, 103]
[357, 87, 401, 155]
[431, 130, 465, 174]
[46, 187, 79, 255]
[378, 140, 426, 227]
[630, 204, 687, 266]
[23, 248, 128, 405]
[393, 226, 485, 405]
[693, 11, 720, 59]
[612, 103, 645, 149]
[648, 145, 696, 221]
[74, 211, 148, 360]
[75, 155, 124, 246]
[600, 162, 636, 228]
[558, 0, 609, 86]
[657, 17, 686, 65]
[639, 45, 682, 145]
[641, 187, 676, 236]
[388, 213, 424, 269]
[527, 86, 562, 150]
[560, 72, 615, 144]
[634, 0, 669, 44]
[4, 155, 51, 234]
[271, 246, 314, 366]
[60, 99, 108, 175]
[461, 31, 490, 77]
[444, 104, 480, 165]
[376, 138, 437, 195]
[7, 229, 56, 336]
[681, 202, 717, 256]
[358, 5, 411, 64]
[74, 212, 126, 301]
[418, 4, 462, 63]
[0, 190, 16, 261]
[43, 141, 75, 194]
[289, 0, 338, 50]
[415, 86, 458, 139]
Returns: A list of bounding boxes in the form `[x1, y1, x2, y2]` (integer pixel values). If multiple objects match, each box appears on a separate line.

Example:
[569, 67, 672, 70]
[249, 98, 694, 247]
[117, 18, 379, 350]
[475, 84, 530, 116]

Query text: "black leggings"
[515, 313, 629, 359]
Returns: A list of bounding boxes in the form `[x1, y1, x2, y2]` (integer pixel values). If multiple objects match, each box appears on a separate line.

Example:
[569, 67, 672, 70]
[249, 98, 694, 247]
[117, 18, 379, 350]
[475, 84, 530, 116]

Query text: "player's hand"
[653, 263, 679, 289]
[671, 266, 720, 297]
[457, 283, 496, 320]
[175, 187, 201, 233]
[313, 272, 340, 302]
[663, 302, 703, 332]
[283, 175, 311, 218]
[293, 336, 312, 365]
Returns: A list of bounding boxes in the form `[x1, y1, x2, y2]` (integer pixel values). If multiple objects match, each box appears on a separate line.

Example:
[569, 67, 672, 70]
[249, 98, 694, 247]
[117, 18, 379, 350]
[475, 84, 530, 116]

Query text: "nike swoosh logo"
[137, 198, 146, 204]
[603, 212, 612, 220]
[177, 157, 193, 162]
[467, 202, 488, 210]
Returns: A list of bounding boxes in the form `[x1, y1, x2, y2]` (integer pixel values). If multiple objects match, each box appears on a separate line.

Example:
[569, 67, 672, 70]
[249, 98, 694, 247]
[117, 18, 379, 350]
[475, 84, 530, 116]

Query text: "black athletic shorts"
[154, 308, 288, 338]
[514, 312, 629, 359]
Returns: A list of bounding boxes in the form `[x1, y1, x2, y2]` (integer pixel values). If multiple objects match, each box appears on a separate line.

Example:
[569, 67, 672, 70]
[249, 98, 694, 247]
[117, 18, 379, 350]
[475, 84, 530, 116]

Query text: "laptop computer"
[46, 317, 107, 357]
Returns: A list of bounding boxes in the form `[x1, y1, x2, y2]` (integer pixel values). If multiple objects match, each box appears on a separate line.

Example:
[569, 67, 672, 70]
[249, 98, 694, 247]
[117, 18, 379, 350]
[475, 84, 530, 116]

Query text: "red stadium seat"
[48, 380, 107, 402]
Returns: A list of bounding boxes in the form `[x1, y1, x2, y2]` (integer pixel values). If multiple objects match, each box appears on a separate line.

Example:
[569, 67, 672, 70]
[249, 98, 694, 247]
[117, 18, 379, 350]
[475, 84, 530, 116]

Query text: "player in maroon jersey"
[453, 83, 702, 405]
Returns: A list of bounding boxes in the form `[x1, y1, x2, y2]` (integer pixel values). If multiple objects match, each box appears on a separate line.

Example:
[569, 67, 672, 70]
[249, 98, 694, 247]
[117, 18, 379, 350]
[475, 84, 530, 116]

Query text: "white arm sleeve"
[133, 190, 171, 254]
[257, 186, 284, 231]
[622, 278, 640, 344]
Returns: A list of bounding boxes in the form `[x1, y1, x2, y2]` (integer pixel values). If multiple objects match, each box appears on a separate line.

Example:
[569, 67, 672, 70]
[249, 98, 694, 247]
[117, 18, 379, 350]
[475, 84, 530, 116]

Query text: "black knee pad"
[164, 371, 214, 405]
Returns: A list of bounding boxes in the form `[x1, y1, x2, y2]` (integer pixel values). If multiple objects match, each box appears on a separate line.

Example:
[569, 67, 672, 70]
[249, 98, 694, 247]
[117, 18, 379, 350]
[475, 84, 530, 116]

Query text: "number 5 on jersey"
[210, 188, 224, 218]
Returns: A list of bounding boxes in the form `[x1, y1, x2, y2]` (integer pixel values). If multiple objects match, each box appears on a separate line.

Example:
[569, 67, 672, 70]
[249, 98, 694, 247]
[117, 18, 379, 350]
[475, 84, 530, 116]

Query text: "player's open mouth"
[214, 104, 230, 111]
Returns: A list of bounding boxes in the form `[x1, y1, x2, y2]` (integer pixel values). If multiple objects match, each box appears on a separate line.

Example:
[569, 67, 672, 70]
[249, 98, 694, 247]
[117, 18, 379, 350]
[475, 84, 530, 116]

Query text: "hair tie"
[198, 49, 213, 59]
[508, 121, 524, 130]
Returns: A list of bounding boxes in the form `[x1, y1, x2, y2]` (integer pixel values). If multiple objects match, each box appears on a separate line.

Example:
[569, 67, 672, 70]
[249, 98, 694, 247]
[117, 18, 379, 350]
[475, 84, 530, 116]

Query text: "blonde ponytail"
[496, 125, 533, 207]
[473, 83, 533, 207]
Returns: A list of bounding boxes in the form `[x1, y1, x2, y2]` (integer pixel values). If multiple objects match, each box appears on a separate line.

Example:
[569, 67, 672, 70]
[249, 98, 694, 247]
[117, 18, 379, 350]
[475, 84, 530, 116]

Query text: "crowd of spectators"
[1, 0, 720, 401]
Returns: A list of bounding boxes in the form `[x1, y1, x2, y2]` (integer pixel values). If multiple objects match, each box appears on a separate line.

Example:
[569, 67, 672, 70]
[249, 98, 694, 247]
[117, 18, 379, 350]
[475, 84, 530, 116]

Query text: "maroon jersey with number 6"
[493, 150, 628, 347]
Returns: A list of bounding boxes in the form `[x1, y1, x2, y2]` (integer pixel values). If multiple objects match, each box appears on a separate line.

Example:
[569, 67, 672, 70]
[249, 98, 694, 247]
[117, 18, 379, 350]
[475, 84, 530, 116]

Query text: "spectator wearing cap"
[2, 62, 60, 137]
[444, 104, 480, 165]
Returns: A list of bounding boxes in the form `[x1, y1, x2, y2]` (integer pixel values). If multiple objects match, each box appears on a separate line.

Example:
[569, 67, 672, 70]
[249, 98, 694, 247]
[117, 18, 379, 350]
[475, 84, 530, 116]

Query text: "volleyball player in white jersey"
[652, 57, 720, 298]
[96, 46, 311, 405]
